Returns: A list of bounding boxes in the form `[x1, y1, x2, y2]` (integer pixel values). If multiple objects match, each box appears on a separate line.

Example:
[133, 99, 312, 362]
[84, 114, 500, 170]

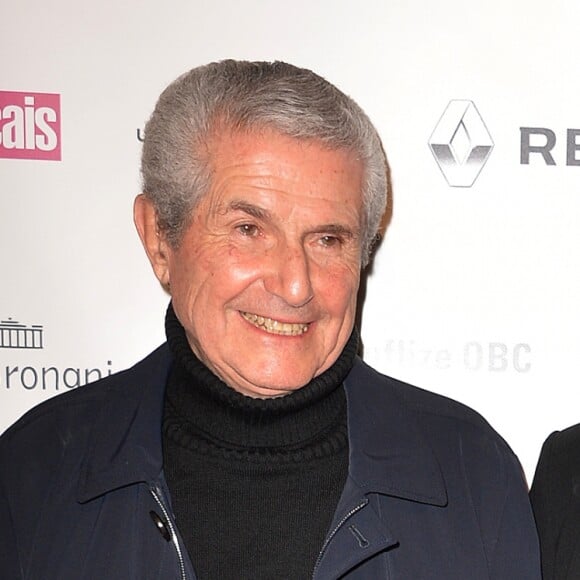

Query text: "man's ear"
[134, 194, 171, 290]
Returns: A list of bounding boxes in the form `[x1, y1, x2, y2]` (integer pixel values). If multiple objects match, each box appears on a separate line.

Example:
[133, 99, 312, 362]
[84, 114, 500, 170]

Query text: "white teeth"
[241, 312, 309, 335]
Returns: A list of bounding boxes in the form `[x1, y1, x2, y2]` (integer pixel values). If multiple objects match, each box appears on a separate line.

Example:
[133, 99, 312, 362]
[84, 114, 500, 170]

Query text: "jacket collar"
[77, 345, 171, 503]
[343, 358, 448, 507]
[77, 346, 447, 507]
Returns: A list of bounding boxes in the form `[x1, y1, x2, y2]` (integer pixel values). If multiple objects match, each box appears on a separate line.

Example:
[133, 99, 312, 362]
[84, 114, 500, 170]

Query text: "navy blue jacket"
[0, 345, 540, 579]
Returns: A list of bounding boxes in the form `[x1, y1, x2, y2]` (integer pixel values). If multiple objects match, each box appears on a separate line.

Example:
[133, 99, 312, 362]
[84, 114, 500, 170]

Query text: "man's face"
[155, 130, 364, 397]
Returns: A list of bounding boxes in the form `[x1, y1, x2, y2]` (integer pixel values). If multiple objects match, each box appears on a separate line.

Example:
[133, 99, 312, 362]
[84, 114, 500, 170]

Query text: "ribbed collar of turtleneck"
[163, 302, 357, 457]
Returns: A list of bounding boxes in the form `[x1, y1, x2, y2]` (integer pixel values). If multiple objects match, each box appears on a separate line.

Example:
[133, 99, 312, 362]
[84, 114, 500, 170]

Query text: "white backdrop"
[1, 0, 579, 482]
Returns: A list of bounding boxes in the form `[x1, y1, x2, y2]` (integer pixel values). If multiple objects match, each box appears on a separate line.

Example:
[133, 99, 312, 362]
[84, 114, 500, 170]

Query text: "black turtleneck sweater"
[162, 304, 357, 580]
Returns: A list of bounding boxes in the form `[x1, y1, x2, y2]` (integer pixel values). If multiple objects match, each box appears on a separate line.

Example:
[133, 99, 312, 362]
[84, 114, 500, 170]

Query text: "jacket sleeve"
[488, 448, 541, 579]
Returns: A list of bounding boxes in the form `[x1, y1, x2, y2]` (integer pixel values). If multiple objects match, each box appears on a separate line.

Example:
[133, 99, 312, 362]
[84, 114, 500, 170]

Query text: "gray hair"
[141, 60, 388, 265]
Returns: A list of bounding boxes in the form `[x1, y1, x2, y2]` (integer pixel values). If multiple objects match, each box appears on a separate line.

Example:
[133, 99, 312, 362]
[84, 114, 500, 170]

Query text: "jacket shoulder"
[348, 359, 525, 505]
[530, 422, 580, 504]
[529, 425, 580, 580]
[0, 344, 170, 457]
[355, 359, 501, 439]
[541, 423, 580, 458]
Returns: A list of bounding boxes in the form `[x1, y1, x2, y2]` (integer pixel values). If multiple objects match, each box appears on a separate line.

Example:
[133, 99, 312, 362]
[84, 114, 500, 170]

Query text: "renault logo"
[428, 100, 493, 187]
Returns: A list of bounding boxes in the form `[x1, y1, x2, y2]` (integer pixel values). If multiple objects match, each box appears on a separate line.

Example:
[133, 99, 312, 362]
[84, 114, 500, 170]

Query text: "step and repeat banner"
[1, 0, 578, 482]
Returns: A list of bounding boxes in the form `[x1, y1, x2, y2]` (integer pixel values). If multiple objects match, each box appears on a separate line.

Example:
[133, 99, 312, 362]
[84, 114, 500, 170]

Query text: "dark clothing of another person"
[531, 424, 580, 580]
[0, 312, 541, 578]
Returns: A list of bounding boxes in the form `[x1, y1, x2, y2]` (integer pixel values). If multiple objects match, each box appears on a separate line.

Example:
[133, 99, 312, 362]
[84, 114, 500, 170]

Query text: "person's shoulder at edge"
[531, 422, 580, 499]
[531, 421, 580, 492]
[529, 423, 580, 580]
[537, 423, 580, 457]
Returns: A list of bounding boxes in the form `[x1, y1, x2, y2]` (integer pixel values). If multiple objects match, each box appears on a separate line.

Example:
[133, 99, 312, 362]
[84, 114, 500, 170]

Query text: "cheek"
[214, 246, 272, 293]
[316, 264, 360, 313]
[173, 247, 267, 316]
[165, 245, 214, 326]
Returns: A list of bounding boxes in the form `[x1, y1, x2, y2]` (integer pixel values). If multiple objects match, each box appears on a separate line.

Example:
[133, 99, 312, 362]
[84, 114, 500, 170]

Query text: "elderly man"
[0, 60, 539, 579]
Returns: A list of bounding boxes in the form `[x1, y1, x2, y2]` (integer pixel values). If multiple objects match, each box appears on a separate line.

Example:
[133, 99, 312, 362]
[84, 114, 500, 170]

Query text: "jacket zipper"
[312, 498, 369, 579]
[150, 486, 187, 580]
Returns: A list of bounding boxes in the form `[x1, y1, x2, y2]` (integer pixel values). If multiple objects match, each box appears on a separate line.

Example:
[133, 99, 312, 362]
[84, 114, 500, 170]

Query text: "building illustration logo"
[428, 100, 493, 187]
[0, 318, 44, 349]
[0, 91, 61, 161]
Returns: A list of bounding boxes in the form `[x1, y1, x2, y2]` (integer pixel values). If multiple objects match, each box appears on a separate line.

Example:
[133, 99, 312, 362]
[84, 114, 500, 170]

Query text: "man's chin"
[227, 366, 319, 398]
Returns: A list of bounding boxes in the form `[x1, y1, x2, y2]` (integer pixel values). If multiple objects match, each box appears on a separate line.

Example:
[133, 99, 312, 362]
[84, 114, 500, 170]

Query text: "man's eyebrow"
[314, 223, 358, 239]
[316, 224, 356, 236]
[225, 200, 358, 238]
[226, 200, 271, 220]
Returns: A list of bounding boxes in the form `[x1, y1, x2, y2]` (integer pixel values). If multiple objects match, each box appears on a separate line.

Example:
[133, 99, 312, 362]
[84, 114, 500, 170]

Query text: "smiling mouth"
[241, 312, 309, 336]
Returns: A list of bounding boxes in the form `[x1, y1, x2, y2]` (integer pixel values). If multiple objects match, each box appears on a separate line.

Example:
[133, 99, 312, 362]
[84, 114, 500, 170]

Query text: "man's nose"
[263, 242, 314, 308]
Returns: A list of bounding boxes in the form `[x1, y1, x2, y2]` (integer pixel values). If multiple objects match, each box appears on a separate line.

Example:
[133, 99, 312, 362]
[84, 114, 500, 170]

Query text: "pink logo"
[0, 91, 61, 161]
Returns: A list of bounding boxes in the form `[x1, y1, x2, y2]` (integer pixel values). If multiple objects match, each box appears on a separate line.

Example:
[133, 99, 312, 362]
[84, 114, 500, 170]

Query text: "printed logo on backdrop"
[369, 339, 532, 373]
[429, 100, 494, 187]
[520, 127, 580, 166]
[0, 91, 61, 161]
[0, 318, 44, 349]
[1, 316, 113, 391]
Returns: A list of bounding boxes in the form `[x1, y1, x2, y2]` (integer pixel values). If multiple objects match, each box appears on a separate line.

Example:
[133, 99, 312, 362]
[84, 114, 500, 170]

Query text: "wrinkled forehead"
[202, 128, 364, 203]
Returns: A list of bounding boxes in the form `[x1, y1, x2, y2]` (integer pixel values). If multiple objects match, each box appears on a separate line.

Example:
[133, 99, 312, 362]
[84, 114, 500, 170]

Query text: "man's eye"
[319, 235, 342, 248]
[236, 223, 260, 237]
